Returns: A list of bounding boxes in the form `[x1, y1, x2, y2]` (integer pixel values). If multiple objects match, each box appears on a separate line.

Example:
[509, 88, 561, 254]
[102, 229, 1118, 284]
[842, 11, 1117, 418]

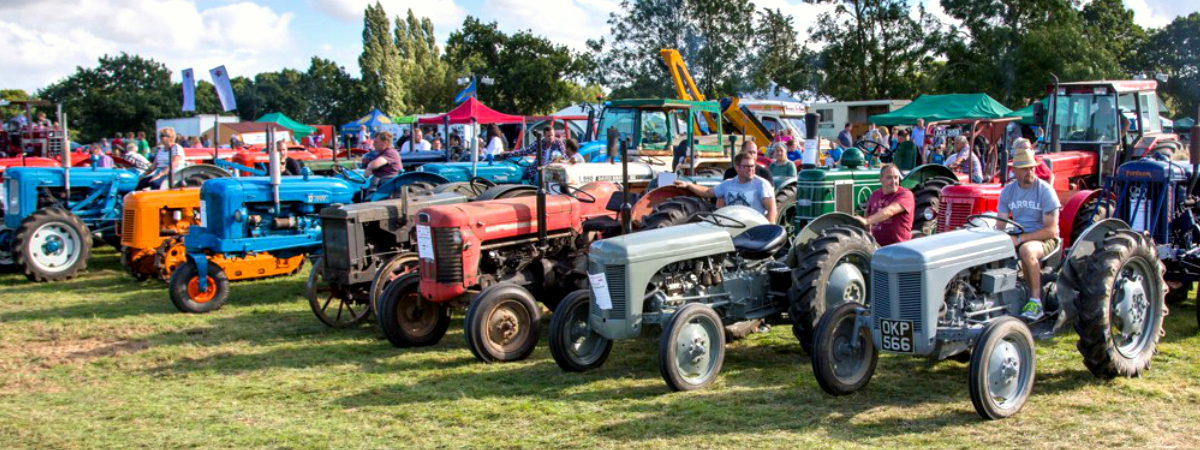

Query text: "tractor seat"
[582, 192, 640, 236]
[732, 224, 787, 260]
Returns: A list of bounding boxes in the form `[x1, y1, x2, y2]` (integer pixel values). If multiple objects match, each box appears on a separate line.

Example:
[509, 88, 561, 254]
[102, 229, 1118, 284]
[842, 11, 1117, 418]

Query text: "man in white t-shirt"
[400, 128, 431, 153]
[675, 152, 776, 222]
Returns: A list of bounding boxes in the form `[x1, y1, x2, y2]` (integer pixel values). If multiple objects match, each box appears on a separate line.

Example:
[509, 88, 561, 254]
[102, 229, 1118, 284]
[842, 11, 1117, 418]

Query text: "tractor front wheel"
[307, 256, 371, 329]
[910, 176, 956, 238]
[14, 207, 92, 282]
[811, 302, 877, 396]
[464, 284, 541, 363]
[369, 252, 419, 316]
[659, 303, 725, 391]
[549, 289, 612, 372]
[789, 225, 876, 353]
[168, 259, 229, 313]
[377, 273, 450, 347]
[969, 317, 1036, 420]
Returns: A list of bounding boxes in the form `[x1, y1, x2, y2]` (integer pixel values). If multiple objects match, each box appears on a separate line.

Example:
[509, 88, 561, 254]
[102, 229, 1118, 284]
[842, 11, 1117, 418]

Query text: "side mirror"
[1033, 101, 1046, 126]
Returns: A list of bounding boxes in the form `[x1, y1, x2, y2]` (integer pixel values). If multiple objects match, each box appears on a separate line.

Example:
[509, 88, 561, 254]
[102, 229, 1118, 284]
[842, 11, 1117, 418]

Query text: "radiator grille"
[321, 218, 351, 271]
[938, 199, 972, 232]
[605, 265, 627, 319]
[433, 228, 463, 283]
[872, 270, 891, 329]
[120, 208, 136, 243]
[897, 272, 923, 332]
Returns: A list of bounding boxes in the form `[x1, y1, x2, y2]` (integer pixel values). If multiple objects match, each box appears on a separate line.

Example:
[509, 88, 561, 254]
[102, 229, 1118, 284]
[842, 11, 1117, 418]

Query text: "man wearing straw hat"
[997, 146, 1061, 321]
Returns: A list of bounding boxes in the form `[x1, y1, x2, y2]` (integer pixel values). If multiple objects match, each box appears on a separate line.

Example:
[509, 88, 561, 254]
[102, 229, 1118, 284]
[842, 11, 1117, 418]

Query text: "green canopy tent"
[256, 112, 316, 138]
[870, 93, 1014, 126]
[1007, 96, 1050, 125]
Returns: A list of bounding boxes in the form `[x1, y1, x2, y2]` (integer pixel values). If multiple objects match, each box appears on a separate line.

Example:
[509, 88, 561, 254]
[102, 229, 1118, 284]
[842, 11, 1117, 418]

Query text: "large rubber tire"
[120, 247, 151, 281]
[910, 176, 956, 239]
[789, 225, 877, 353]
[14, 207, 92, 282]
[640, 196, 715, 229]
[658, 303, 726, 391]
[969, 316, 1036, 420]
[306, 256, 371, 329]
[696, 167, 724, 177]
[1064, 229, 1165, 378]
[168, 259, 230, 314]
[369, 252, 419, 317]
[464, 284, 541, 363]
[548, 289, 613, 372]
[1166, 281, 1191, 305]
[774, 183, 798, 238]
[1070, 198, 1113, 246]
[811, 302, 877, 396]
[377, 273, 450, 347]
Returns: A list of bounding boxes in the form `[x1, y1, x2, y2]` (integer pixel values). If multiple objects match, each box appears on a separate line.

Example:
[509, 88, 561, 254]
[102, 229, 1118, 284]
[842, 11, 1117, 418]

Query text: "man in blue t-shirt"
[996, 148, 1061, 321]
[675, 152, 776, 222]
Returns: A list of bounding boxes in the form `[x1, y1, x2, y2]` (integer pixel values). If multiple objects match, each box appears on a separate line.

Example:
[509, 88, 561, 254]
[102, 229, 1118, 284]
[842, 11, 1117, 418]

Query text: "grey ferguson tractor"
[547, 205, 794, 390]
[809, 214, 1166, 419]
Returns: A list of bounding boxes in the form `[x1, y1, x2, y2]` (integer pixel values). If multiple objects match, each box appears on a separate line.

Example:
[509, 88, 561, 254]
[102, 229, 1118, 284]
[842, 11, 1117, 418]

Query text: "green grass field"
[2, 247, 1199, 449]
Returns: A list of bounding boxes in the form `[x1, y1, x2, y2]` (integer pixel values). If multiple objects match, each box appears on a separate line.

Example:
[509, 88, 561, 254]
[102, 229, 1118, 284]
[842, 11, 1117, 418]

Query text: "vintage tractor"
[306, 179, 535, 328]
[809, 214, 1165, 419]
[167, 169, 359, 313]
[580, 98, 730, 176]
[547, 206, 792, 390]
[0, 166, 139, 280]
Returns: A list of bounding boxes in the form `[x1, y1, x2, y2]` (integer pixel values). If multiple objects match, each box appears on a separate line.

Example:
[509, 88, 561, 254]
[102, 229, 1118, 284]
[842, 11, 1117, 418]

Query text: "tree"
[358, 2, 406, 115]
[37, 53, 177, 142]
[807, 0, 944, 101]
[1081, 0, 1148, 74]
[0, 89, 30, 119]
[301, 57, 365, 126]
[593, 0, 757, 99]
[446, 17, 592, 114]
[396, 10, 459, 113]
[1145, 13, 1200, 118]
[754, 9, 820, 96]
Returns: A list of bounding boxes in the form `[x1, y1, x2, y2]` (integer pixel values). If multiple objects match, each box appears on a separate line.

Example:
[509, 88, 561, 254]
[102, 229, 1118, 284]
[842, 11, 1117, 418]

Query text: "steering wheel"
[967, 214, 1026, 235]
[504, 153, 534, 168]
[331, 164, 367, 184]
[638, 155, 667, 166]
[558, 184, 596, 204]
[470, 176, 496, 193]
[693, 212, 747, 229]
[855, 139, 892, 159]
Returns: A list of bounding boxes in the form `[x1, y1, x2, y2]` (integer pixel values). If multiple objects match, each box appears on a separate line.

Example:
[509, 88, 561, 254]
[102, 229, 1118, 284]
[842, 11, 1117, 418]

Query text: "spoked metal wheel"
[658, 303, 726, 391]
[369, 252, 419, 317]
[811, 302, 877, 395]
[549, 289, 613, 372]
[307, 256, 370, 328]
[969, 317, 1036, 420]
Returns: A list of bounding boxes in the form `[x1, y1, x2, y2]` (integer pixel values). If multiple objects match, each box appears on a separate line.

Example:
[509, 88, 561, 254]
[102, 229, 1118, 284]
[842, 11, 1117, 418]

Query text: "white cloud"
[0, 0, 297, 93]
[309, 0, 468, 31]
[479, 0, 614, 50]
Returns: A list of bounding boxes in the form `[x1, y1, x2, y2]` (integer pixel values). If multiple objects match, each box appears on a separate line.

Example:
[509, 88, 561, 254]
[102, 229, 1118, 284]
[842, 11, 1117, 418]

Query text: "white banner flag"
[209, 65, 237, 112]
[181, 68, 196, 112]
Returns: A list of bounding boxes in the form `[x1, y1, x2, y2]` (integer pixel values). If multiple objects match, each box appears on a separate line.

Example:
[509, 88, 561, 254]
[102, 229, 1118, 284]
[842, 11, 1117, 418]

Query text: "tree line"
[7, 0, 1198, 143]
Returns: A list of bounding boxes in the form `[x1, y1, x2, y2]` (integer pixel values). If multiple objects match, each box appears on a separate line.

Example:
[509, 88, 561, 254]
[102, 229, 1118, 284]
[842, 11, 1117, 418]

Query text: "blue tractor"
[415, 156, 534, 186]
[0, 166, 138, 281]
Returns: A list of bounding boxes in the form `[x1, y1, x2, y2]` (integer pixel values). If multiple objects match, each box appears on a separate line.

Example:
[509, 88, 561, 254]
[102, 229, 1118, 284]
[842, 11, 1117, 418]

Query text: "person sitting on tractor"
[88, 143, 113, 168]
[119, 142, 151, 171]
[274, 141, 304, 176]
[723, 141, 774, 185]
[768, 144, 796, 179]
[676, 152, 777, 223]
[946, 135, 982, 183]
[400, 128, 431, 153]
[856, 164, 914, 246]
[559, 138, 585, 164]
[361, 130, 403, 193]
[997, 147, 1062, 322]
[141, 127, 186, 190]
[1012, 138, 1054, 186]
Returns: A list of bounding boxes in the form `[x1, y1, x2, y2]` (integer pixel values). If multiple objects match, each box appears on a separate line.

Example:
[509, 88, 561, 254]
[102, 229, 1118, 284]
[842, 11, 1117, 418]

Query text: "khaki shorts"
[1021, 238, 1057, 256]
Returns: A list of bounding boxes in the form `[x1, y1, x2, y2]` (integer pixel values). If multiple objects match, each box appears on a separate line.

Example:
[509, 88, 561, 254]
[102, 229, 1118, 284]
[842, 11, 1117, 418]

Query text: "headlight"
[923, 207, 935, 221]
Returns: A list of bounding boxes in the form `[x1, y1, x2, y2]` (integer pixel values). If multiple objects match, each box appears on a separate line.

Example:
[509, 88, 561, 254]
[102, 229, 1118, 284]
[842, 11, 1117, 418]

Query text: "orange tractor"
[119, 186, 304, 282]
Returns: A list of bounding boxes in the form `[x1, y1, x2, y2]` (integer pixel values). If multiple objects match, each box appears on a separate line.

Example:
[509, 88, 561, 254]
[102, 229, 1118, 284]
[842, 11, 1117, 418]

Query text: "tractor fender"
[372, 172, 452, 200]
[631, 185, 699, 224]
[791, 212, 867, 251]
[1054, 218, 1135, 317]
[169, 164, 232, 188]
[773, 177, 798, 194]
[899, 164, 958, 190]
[475, 184, 536, 201]
[1059, 189, 1110, 248]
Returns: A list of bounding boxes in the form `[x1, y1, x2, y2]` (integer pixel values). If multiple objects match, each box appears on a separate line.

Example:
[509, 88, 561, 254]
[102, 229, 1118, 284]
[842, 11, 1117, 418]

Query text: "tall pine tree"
[358, 2, 406, 115]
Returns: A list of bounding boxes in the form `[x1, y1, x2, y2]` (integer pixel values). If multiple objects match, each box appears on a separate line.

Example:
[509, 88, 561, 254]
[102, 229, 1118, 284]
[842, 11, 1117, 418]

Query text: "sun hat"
[1012, 147, 1038, 169]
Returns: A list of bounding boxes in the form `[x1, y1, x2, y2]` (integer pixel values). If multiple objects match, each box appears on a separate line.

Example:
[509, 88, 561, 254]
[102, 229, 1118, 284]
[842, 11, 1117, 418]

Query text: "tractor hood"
[543, 162, 656, 188]
[123, 187, 201, 211]
[416, 161, 525, 184]
[873, 226, 1016, 272]
[418, 181, 618, 240]
[321, 192, 467, 222]
[589, 222, 734, 264]
[1116, 158, 1191, 182]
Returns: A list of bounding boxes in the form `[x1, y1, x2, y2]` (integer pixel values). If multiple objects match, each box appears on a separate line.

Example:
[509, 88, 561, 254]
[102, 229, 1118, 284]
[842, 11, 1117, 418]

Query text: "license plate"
[879, 319, 914, 353]
[416, 225, 433, 260]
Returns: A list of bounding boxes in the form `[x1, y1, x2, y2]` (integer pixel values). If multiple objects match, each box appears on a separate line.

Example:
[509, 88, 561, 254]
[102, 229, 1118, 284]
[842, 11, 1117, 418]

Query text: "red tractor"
[936, 79, 1179, 246]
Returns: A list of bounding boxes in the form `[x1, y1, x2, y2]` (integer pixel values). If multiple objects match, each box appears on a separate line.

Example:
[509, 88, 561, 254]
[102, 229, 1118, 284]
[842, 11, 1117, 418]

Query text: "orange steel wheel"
[187, 276, 217, 303]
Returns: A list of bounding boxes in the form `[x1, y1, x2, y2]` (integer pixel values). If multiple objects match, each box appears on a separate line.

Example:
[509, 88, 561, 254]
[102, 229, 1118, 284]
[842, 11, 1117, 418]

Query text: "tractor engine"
[120, 188, 201, 276]
[870, 227, 1021, 358]
[1108, 158, 1195, 263]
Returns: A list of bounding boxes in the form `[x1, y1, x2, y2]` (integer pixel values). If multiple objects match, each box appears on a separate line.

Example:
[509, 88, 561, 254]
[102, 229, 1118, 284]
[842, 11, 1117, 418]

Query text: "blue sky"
[1, 0, 1194, 93]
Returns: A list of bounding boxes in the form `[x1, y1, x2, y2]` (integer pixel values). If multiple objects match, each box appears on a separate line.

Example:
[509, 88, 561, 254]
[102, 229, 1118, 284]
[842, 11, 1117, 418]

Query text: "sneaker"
[1020, 300, 1044, 322]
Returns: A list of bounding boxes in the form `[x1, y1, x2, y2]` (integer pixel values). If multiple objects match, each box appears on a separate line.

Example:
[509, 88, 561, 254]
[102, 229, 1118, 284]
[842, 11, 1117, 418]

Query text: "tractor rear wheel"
[1070, 198, 1113, 246]
[377, 273, 450, 347]
[811, 302, 877, 396]
[168, 259, 229, 313]
[774, 183, 798, 246]
[789, 225, 876, 353]
[969, 316, 1036, 420]
[464, 284, 541, 363]
[14, 207, 92, 282]
[307, 256, 371, 329]
[1166, 281, 1191, 305]
[911, 176, 956, 238]
[1064, 229, 1165, 378]
[695, 167, 724, 177]
[549, 289, 612, 372]
[658, 303, 725, 391]
[369, 252, 419, 316]
[640, 196, 715, 229]
[120, 247, 150, 281]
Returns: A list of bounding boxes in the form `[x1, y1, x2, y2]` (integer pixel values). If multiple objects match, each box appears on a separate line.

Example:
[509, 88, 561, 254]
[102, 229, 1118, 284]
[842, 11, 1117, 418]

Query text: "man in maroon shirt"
[858, 164, 915, 246]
